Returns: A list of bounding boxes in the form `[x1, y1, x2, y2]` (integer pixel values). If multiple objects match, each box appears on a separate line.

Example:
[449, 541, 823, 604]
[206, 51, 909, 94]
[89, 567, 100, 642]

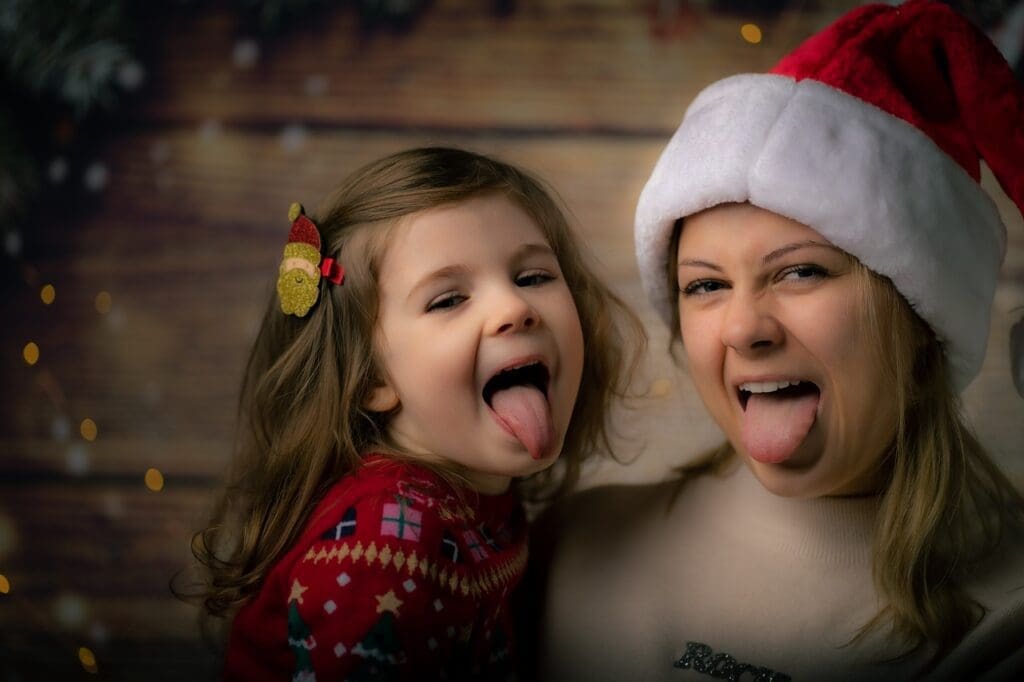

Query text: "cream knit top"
[536, 462, 1024, 681]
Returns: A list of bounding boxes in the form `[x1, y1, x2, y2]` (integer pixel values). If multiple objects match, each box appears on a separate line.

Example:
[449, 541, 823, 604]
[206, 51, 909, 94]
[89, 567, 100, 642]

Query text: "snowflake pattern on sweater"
[224, 456, 526, 681]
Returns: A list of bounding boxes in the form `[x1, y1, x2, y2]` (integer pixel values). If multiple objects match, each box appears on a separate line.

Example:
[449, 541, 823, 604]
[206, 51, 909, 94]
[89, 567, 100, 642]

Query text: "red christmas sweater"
[223, 455, 527, 681]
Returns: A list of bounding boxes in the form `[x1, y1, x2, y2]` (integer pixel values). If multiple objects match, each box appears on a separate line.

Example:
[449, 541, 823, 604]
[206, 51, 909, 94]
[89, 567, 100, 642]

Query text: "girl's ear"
[365, 384, 399, 413]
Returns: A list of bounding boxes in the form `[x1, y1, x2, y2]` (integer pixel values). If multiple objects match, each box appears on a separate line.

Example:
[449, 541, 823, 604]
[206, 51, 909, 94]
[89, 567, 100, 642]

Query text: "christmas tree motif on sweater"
[486, 624, 516, 681]
[350, 593, 407, 680]
[287, 600, 317, 682]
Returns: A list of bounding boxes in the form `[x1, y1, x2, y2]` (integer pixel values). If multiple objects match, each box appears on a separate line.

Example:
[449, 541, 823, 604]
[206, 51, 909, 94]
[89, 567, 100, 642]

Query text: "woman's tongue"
[739, 388, 819, 464]
[490, 385, 553, 460]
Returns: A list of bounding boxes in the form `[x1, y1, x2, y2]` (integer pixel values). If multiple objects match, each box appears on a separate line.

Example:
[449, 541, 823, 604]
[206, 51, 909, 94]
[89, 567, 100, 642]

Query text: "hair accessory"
[277, 202, 342, 317]
[634, 0, 1024, 392]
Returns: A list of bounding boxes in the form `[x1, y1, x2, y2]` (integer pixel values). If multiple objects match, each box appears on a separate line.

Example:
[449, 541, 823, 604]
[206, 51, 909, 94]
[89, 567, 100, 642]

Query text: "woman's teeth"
[739, 380, 803, 394]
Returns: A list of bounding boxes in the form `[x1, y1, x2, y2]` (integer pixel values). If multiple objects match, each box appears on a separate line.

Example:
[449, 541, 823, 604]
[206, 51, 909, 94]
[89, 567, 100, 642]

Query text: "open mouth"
[483, 361, 550, 406]
[737, 380, 820, 410]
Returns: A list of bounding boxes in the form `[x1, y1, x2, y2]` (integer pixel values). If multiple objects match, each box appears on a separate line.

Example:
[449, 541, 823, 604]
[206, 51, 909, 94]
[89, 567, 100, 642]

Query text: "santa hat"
[634, 0, 1024, 392]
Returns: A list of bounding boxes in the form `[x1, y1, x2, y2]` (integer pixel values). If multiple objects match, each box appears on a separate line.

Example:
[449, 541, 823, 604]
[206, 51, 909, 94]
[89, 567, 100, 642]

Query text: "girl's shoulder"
[292, 454, 526, 569]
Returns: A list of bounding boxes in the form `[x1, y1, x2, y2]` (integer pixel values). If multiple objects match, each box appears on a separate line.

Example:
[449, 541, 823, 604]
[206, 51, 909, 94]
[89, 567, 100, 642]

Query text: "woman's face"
[676, 203, 897, 497]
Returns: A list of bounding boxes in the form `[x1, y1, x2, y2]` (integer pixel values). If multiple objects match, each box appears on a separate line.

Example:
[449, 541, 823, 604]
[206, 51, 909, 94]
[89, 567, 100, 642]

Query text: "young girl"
[195, 147, 641, 680]
[536, 2, 1024, 680]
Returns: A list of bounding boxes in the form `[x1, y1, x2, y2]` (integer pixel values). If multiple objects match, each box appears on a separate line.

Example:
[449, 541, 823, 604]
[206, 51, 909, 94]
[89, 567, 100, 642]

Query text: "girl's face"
[676, 203, 897, 497]
[370, 194, 585, 494]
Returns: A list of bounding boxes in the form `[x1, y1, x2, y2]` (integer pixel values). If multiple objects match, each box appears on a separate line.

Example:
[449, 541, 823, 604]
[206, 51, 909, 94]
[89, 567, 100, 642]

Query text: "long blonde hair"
[183, 147, 644, 622]
[666, 221, 1024, 668]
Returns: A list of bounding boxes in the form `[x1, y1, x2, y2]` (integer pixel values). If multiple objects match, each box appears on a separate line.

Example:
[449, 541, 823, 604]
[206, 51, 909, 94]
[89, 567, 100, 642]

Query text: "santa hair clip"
[277, 202, 345, 317]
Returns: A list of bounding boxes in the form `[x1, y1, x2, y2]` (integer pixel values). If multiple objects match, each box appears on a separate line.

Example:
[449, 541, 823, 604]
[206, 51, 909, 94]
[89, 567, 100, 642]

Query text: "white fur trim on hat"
[635, 74, 1007, 392]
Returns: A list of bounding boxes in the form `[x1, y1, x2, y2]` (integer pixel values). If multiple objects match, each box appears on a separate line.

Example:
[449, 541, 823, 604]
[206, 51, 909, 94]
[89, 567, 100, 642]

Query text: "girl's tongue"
[739, 385, 819, 464]
[490, 385, 554, 460]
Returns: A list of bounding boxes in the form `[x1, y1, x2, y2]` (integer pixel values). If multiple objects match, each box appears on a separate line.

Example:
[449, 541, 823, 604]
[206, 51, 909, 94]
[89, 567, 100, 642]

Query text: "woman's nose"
[490, 287, 539, 335]
[719, 291, 783, 353]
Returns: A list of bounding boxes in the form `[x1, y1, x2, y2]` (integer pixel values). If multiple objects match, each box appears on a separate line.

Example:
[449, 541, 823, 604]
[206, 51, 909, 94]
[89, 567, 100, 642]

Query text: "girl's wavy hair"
[665, 215, 1024, 672]
[178, 147, 644, 624]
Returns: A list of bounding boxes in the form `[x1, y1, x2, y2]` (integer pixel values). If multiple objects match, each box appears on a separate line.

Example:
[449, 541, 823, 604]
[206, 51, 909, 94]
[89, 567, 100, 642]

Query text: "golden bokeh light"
[145, 468, 165, 492]
[78, 646, 98, 673]
[41, 284, 56, 304]
[23, 342, 39, 366]
[95, 291, 112, 314]
[741, 23, 762, 44]
[0, 574, 10, 594]
[80, 418, 98, 442]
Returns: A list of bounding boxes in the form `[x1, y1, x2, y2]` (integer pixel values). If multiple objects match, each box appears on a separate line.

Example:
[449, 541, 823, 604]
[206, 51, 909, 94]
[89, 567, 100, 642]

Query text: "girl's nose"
[720, 291, 783, 353]
[491, 288, 539, 335]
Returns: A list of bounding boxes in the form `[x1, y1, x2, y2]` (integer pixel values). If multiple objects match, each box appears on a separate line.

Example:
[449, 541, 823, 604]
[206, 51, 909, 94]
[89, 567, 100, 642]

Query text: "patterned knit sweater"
[224, 455, 527, 681]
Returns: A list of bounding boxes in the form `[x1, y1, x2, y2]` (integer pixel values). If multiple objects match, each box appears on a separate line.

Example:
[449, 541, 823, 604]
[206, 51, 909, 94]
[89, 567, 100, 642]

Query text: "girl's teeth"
[740, 380, 798, 394]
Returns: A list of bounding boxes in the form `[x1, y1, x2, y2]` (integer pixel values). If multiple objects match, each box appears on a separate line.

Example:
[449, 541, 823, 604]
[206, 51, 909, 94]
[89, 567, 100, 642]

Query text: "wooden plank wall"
[1, 1, 1021, 679]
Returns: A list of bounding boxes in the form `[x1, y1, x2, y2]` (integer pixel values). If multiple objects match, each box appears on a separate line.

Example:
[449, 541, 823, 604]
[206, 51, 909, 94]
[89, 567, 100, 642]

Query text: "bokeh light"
[95, 291, 112, 314]
[41, 284, 56, 304]
[741, 23, 762, 44]
[145, 468, 165, 492]
[0, 574, 10, 594]
[22, 341, 39, 365]
[80, 418, 98, 442]
[55, 593, 87, 628]
[78, 646, 98, 673]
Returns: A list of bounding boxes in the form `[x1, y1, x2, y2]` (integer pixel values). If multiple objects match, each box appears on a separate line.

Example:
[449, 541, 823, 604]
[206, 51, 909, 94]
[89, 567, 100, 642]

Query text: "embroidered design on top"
[674, 641, 791, 681]
[381, 497, 423, 541]
[321, 505, 357, 540]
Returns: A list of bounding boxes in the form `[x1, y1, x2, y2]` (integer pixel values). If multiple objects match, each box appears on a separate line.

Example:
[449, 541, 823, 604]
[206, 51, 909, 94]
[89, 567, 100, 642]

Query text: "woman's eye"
[681, 279, 726, 296]
[426, 293, 466, 312]
[779, 264, 829, 282]
[515, 271, 555, 287]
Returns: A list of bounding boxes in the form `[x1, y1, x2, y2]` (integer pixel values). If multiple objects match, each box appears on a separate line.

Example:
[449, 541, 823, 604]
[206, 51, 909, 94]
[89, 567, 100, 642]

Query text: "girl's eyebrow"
[518, 242, 556, 259]
[407, 264, 472, 302]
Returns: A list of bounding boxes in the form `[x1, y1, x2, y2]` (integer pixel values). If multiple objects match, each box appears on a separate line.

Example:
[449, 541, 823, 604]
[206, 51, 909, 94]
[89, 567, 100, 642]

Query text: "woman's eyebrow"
[762, 240, 843, 264]
[677, 258, 722, 272]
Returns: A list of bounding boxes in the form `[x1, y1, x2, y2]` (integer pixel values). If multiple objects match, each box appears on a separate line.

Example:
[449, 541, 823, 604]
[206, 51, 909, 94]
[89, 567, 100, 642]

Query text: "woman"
[532, 2, 1024, 680]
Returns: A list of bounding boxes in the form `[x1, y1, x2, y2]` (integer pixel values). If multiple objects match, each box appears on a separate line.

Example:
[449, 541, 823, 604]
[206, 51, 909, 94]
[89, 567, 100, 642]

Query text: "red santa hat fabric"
[634, 0, 1024, 391]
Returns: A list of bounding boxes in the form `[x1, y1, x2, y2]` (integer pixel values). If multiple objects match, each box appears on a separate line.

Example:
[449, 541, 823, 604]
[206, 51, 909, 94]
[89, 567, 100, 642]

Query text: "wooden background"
[2, 1, 1021, 679]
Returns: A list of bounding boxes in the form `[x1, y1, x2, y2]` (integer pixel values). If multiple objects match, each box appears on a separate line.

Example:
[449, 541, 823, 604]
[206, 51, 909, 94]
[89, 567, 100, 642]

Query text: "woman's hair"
[183, 147, 644, 623]
[665, 218, 1024, 668]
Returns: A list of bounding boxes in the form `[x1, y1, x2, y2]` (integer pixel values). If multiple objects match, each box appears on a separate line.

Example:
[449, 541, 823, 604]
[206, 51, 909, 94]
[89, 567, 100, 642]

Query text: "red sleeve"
[284, 494, 474, 679]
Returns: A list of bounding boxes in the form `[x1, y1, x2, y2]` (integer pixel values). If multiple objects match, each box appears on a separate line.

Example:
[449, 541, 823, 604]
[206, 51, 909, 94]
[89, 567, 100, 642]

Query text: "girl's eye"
[779, 264, 829, 282]
[426, 293, 467, 312]
[515, 271, 555, 287]
[681, 279, 727, 296]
